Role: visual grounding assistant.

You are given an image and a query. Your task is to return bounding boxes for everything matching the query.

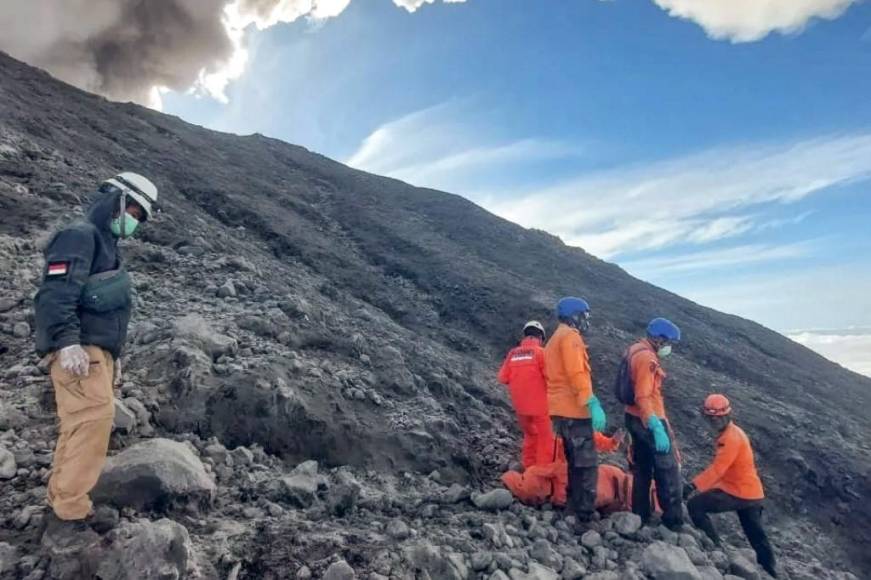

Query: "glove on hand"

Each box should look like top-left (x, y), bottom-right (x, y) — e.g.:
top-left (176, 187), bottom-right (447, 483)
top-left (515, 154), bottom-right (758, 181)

top-left (647, 415), bottom-right (671, 454)
top-left (59, 345), bottom-right (90, 377)
top-left (114, 358), bottom-right (122, 388)
top-left (588, 395), bottom-right (607, 433)
top-left (683, 482), bottom-right (697, 499)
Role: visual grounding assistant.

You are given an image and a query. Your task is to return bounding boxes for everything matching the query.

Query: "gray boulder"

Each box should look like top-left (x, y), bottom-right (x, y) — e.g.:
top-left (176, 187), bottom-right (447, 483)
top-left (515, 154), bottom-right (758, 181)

top-left (728, 551), bottom-right (760, 580)
top-left (561, 557), bottom-right (586, 579)
top-left (442, 483), bottom-right (471, 504)
top-left (530, 539), bottom-right (563, 571)
top-left (0, 446), bottom-right (16, 479)
top-left (509, 562), bottom-right (560, 580)
top-left (473, 488), bottom-right (514, 511)
top-left (386, 519), bottom-right (412, 540)
top-left (698, 567), bottom-right (725, 580)
top-left (95, 519), bottom-right (191, 580)
top-left (642, 541), bottom-right (702, 580)
top-left (611, 511), bottom-right (642, 535)
top-left (280, 460), bottom-right (322, 507)
top-left (0, 542), bottom-right (17, 575)
top-left (404, 542), bottom-right (468, 580)
top-left (581, 530), bottom-right (602, 549)
top-left (323, 559), bottom-right (356, 580)
top-left (172, 314), bottom-right (238, 360)
top-left (326, 470), bottom-right (361, 516)
top-left (93, 438), bottom-right (216, 511)
top-left (113, 399), bottom-right (137, 433)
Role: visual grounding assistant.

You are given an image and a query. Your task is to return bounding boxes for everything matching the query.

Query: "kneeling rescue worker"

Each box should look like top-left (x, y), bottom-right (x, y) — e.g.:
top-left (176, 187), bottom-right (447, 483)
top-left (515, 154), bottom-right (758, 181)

top-left (498, 321), bottom-right (554, 468)
top-left (545, 297), bottom-right (606, 528)
top-left (34, 172), bottom-right (158, 533)
top-left (619, 317), bottom-right (684, 529)
top-left (684, 395), bottom-right (778, 578)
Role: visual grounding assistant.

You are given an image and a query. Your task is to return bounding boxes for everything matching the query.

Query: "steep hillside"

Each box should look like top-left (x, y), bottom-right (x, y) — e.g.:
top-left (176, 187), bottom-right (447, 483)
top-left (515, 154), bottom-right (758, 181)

top-left (1, 50), bottom-right (869, 578)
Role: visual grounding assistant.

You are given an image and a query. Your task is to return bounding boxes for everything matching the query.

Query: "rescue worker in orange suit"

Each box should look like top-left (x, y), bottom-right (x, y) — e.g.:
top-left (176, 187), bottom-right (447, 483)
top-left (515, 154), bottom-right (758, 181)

top-left (498, 321), bottom-right (553, 469)
top-left (33, 173), bottom-right (158, 537)
top-left (502, 431), bottom-right (663, 514)
top-left (684, 395), bottom-right (778, 578)
top-left (545, 297), bottom-right (606, 527)
top-left (622, 317), bottom-right (684, 529)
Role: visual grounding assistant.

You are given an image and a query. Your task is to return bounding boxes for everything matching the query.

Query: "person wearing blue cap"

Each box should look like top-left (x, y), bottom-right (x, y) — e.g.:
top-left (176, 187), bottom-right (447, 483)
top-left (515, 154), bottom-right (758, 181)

top-left (615, 317), bottom-right (684, 529)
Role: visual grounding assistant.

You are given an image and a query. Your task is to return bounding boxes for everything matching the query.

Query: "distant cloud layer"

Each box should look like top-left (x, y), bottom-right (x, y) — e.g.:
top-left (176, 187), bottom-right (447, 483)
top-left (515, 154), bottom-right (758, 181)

top-left (0, 0), bottom-right (859, 108)
top-left (653, 0), bottom-right (858, 42)
top-left (788, 328), bottom-right (871, 377)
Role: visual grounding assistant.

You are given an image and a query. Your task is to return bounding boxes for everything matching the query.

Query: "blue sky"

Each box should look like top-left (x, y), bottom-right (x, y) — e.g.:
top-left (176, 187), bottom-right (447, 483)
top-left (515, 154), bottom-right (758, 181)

top-left (162, 0), bottom-right (871, 375)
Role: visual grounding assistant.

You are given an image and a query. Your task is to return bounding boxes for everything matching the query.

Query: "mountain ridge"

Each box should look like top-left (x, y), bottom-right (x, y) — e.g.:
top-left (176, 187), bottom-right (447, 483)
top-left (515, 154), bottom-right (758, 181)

top-left (0, 50), bottom-right (869, 576)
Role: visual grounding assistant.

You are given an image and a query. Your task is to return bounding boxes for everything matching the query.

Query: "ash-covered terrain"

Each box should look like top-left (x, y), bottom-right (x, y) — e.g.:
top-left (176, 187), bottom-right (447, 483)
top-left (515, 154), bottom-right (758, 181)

top-left (1, 50), bottom-right (869, 579)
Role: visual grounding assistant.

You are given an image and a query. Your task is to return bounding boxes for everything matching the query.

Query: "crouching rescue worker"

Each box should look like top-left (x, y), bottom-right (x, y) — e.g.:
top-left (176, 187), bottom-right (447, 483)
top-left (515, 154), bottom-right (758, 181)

top-left (497, 321), bottom-right (553, 468)
top-left (684, 395), bottom-right (778, 578)
top-left (618, 317), bottom-right (684, 529)
top-left (546, 297), bottom-right (607, 528)
top-left (34, 172), bottom-right (158, 534)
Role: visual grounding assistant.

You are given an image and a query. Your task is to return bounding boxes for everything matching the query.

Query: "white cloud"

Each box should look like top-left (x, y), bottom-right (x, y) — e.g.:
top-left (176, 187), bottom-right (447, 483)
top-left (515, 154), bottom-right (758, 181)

top-left (787, 328), bottom-right (871, 377)
top-left (653, 0), bottom-right (858, 42)
top-left (347, 102), bottom-right (583, 193)
top-left (487, 133), bottom-right (871, 257)
top-left (622, 240), bottom-right (813, 276)
top-left (672, 264), bottom-right (871, 332)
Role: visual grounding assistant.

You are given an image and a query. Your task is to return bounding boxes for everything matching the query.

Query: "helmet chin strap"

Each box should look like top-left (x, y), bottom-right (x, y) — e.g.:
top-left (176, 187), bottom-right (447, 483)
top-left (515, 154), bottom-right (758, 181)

top-left (119, 192), bottom-right (127, 238)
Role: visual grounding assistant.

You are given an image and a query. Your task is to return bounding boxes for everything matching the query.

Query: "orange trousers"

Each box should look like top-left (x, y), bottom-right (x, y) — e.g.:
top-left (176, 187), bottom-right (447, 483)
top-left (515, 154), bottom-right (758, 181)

top-left (516, 414), bottom-right (556, 469)
top-left (47, 346), bottom-right (115, 520)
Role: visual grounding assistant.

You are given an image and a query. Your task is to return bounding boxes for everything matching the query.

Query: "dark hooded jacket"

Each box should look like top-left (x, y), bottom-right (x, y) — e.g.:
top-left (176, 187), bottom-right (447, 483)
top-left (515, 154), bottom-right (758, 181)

top-left (34, 192), bottom-right (132, 359)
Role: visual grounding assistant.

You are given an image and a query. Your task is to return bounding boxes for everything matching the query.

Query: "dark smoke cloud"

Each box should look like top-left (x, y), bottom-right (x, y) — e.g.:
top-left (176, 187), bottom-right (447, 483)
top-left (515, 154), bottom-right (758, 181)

top-left (0, 0), bottom-right (465, 107)
top-left (0, 0), bottom-right (236, 107)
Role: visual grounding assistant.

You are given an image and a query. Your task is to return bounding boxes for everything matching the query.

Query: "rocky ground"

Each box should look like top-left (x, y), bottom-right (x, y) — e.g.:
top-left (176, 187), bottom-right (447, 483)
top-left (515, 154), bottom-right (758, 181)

top-left (1, 50), bottom-right (870, 579)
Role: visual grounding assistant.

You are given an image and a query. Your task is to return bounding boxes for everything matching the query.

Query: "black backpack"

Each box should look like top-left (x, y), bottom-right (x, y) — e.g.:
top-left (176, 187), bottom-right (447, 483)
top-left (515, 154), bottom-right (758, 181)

top-left (614, 346), bottom-right (651, 406)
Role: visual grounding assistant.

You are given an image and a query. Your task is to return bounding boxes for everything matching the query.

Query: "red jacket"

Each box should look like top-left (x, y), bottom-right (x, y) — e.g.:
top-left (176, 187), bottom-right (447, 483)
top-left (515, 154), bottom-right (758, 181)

top-left (498, 337), bottom-right (548, 416)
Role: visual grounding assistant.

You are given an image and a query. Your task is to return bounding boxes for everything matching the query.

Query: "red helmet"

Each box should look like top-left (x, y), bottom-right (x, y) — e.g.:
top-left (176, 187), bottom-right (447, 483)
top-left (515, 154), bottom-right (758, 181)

top-left (703, 394), bottom-right (732, 416)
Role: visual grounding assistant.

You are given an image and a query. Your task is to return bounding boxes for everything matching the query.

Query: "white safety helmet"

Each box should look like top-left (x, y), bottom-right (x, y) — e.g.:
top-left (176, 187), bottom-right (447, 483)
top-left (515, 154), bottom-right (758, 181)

top-left (100, 172), bottom-right (158, 221)
top-left (523, 320), bottom-right (546, 340)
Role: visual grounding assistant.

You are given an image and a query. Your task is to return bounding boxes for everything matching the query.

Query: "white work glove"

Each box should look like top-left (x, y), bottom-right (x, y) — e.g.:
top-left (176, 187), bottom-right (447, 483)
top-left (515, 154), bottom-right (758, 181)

top-left (59, 345), bottom-right (90, 377)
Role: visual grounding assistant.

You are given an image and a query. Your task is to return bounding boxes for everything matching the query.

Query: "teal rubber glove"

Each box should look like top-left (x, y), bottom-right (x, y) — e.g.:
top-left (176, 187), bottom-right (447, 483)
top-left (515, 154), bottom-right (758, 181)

top-left (648, 415), bottom-right (671, 454)
top-left (588, 395), bottom-right (607, 433)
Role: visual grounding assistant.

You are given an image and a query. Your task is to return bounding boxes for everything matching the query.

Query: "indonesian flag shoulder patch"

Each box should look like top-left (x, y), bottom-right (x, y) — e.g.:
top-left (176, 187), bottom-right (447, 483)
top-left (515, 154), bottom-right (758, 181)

top-left (47, 262), bottom-right (69, 277)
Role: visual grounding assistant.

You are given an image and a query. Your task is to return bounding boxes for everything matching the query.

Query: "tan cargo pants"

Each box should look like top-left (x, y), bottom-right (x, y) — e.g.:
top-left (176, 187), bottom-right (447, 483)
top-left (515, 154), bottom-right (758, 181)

top-left (47, 345), bottom-right (115, 520)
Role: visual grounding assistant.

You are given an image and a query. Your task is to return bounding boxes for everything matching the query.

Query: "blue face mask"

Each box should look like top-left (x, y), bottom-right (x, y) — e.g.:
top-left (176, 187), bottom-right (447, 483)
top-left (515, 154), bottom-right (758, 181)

top-left (658, 344), bottom-right (673, 358)
top-left (110, 212), bottom-right (140, 238)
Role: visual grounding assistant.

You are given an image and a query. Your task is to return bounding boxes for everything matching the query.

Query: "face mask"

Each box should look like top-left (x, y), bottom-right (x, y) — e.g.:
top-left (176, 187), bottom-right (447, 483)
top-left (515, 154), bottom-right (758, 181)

top-left (657, 344), bottom-right (672, 358)
top-left (110, 212), bottom-right (140, 238)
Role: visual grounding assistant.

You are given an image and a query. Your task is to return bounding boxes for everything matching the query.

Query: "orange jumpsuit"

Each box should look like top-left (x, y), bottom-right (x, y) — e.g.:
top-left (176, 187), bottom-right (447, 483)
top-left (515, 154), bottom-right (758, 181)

top-left (498, 337), bottom-right (554, 468)
top-left (501, 434), bottom-right (659, 513)
top-left (693, 422), bottom-right (764, 500)
top-left (544, 324), bottom-right (593, 418)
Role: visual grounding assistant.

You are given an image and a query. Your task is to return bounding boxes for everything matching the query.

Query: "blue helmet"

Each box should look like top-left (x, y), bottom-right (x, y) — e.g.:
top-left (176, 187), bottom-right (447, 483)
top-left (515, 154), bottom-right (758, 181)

top-left (557, 297), bottom-right (590, 326)
top-left (647, 318), bottom-right (681, 342)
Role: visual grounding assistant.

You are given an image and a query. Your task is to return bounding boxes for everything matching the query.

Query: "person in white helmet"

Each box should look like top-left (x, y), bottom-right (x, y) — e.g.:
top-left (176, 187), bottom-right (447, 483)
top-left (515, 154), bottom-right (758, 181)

top-left (498, 321), bottom-right (554, 468)
top-left (34, 172), bottom-right (158, 536)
